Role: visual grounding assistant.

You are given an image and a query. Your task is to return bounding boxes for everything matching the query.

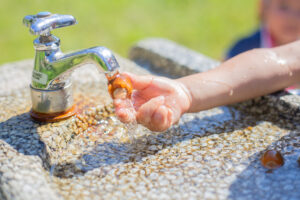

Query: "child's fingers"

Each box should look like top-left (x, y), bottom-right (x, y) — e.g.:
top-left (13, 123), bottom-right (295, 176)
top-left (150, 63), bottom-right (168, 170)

top-left (136, 96), bottom-right (165, 127)
top-left (149, 105), bottom-right (173, 132)
top-left (114, 99), bottom-right (136, 123)
top-left (122, 72), bottom-right (153, 91)
top-left (115, 108), bottom-right (136, 123)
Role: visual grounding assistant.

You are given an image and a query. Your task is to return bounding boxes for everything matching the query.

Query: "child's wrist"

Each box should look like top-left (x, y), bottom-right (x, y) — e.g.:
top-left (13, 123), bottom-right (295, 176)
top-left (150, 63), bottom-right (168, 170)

top-left (176, 79), bottom-right (193, 114)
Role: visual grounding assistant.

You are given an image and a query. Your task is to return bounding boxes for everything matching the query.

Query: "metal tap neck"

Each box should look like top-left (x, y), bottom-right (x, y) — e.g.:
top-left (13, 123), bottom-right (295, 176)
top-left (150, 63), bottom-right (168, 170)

top-left (34, 35), bottom-right (60, 51)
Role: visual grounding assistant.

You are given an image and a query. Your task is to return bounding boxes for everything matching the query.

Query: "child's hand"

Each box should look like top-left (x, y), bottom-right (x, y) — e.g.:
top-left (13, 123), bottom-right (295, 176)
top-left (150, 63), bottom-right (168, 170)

top-left (113, 73), bottom-right (191, 132)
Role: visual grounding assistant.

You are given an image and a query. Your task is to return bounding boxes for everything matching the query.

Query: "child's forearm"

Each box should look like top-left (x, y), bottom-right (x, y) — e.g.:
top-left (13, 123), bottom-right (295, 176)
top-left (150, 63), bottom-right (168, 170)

top-left (178, 41), bottom-right (300, 113)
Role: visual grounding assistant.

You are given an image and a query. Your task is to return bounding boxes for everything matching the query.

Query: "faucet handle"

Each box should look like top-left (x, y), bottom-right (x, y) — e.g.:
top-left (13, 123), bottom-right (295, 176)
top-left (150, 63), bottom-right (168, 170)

top-left (23, 12), bottom-right (77, 36)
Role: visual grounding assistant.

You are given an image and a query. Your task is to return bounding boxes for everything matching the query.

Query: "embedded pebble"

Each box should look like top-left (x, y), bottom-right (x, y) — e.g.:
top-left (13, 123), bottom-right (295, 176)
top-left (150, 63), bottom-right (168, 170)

top-left (261, 150), bottom-right (284, 169)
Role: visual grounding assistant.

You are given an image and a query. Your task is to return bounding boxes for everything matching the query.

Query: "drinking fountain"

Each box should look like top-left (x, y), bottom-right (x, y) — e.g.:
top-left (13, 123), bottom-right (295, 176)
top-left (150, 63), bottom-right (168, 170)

top-left (23, 11), bottom-right (120, 122)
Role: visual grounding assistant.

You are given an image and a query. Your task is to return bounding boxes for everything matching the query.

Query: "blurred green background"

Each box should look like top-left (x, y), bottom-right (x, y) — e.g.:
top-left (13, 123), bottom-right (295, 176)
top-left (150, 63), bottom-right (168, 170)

top-left (0, 0), bottom-right (257, 65)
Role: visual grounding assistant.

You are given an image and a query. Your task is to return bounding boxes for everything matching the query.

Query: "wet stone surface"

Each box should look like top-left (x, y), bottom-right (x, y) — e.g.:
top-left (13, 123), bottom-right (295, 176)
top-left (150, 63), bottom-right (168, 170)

top-left (0, 49), bottom-right (300, 200)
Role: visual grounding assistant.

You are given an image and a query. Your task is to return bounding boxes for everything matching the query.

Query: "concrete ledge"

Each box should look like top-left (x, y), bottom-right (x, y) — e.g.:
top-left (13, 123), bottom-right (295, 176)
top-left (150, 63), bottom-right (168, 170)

top-left (129, 38), bottom-right (219, 78)
top-left (0, 41), bottom-right (299, 199)
top-left (0, 141), bottom-right (61, 200)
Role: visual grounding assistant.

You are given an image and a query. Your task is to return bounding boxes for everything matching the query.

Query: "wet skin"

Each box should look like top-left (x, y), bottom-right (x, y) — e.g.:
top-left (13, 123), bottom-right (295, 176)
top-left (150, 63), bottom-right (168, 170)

top-left (114, 40), bottom-right (300, 132)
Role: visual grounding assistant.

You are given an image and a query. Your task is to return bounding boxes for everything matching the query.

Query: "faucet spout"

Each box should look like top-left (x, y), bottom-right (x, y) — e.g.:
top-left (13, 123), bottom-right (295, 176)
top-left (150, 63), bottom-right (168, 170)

top-left (32, 46), bottom-right (120, 89)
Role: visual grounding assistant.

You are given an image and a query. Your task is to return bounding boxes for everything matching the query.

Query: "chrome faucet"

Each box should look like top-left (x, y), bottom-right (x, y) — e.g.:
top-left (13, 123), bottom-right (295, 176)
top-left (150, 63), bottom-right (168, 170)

top-left (23, 12), bottom-right (120, 118)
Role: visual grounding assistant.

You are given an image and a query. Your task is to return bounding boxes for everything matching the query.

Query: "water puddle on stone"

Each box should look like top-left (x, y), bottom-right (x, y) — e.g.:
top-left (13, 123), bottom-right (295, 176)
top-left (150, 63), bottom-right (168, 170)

top-left (45, 89), bottom-right (240, 180)
top-left (45, 93), bottom-right (149, 179)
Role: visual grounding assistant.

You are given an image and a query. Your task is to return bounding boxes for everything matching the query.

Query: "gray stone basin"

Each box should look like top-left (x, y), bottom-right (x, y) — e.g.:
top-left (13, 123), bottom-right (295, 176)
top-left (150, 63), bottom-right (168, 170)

top-left (0, 38), bottom-right (299, 200)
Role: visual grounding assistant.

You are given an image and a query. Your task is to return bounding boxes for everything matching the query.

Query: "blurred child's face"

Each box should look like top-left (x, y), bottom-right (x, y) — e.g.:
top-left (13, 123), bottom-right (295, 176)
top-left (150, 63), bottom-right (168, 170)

top-left (263, 0), bottom-right (300, 45)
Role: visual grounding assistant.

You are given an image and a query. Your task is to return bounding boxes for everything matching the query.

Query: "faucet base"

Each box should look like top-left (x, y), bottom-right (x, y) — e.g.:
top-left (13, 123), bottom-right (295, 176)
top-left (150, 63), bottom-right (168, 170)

top-left (30, 104), bottom-right (77, 122)
top-left (30, 82), bottom-right (76, 122)
top-left (30, 82), bottom-right (73, 114)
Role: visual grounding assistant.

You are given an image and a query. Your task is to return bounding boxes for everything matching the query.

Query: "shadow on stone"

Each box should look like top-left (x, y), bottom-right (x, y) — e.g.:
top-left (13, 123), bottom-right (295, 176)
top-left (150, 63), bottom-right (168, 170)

top-left (228, 132), bottom-right (300, 200)
top-left (50, 106), bottom-right (271, 179)
top-left (0, 112), bottom-right (49, 161)
top-left (1, 106), bottom-right (298, 183)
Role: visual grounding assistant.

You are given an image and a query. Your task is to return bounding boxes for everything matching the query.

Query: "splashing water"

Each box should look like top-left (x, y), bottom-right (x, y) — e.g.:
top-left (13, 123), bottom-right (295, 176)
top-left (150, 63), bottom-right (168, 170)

top-left (124, 122), bottom-right (138, 145)
top-left (113, 88), bottom-right (128, 99)
top-left (118, 98), bottom-right (139, 144)
top-left (106, 70), bottom-right (139, 143)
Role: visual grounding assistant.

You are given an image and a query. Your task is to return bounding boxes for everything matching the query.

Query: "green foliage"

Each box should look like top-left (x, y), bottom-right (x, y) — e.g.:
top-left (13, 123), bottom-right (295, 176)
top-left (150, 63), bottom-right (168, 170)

top-left (0, 0), bottom-right (257, 64)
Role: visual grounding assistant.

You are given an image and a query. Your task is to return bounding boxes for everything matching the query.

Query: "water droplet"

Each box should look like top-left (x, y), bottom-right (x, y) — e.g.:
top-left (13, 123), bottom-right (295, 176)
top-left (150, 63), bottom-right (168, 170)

top-left (201, 79), bottom-right (234, 97)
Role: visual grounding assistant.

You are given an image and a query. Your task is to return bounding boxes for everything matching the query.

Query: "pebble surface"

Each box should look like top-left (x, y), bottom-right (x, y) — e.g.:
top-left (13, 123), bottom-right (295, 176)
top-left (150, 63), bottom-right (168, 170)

top-left (0, 48), bottom-right (299, 200)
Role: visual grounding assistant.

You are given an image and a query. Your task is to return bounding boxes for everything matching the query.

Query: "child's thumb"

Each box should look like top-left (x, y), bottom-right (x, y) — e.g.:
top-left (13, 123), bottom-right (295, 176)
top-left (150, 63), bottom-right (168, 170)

top-left (122, 72), bottom-right (153, 90)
